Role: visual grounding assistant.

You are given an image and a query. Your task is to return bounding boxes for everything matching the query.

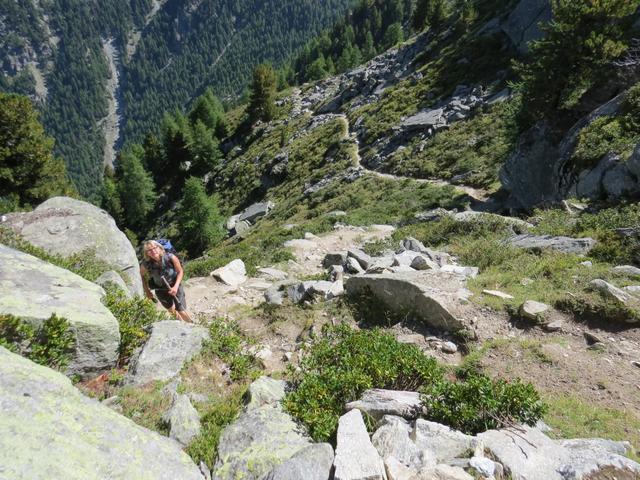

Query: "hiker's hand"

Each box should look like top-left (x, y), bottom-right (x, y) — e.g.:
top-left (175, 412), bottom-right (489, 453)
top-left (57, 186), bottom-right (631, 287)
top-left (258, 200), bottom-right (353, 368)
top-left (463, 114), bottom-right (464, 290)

top-left (168, 286), bottom-right (178, 296)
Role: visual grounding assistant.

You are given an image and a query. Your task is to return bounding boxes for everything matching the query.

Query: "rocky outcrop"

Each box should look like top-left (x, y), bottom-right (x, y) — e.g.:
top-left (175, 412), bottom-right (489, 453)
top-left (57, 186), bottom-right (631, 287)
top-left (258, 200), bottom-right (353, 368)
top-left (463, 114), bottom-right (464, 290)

top-left (508, 234), bottom-right (596, 255)
top-left (345, 270), bottom-right (475, 332)
top-left (501, 0), bottom-right (552, 53)
top-left (0, 347), bottom-right (203, 480)
top-left (3, 197), bottom-right (143, 296)
top-left (126, 320), bottom-right (209, 385)
top-left (212, 377), bottom-right (314, 480)
top-left (0, 245), bottom-right (119, 377)
top-left (226, 202), bottom-right (275, 236)
top-left (163, 394), bottom-right (201, 446)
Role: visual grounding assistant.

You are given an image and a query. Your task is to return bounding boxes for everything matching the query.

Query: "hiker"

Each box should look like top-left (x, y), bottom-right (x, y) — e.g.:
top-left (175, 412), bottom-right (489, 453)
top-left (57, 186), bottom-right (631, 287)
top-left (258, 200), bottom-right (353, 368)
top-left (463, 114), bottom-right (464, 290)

top-left (140, 240), bottom-right (192, 322)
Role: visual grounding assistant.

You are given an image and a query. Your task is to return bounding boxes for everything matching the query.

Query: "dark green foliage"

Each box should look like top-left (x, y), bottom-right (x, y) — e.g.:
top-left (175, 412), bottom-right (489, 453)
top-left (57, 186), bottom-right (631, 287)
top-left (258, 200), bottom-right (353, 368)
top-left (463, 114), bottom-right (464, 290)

top-left (421, 373), bottom-right (547, 434)
top-left (412, 0), bottom-right (449, 32)
top-left (116, 146), bottom-right (157, 231)
top-left (102, 287), bottom-right (167, 366)
top-left (101, 166), bottom-right (124, 225)
top-left (571, 82), bottom-right (640, 170)
top-left (284, 325), bottom-right (444, 442)
top-left (0, 313), bottom-right (75, 370)
top-left (247, 64), bottom-right (277, 124)
top-left (287, 0), bottom-right (415, 84)
top-left (0, 92), bottom-right (75, 209)
top-left (514, 0), bottom-right (637, 122)
top-left (186, 389), bottom-right (245, 467)
top-left (177, 177), bottom-right (225, 255)
top-left (204, 318), bottom-right (258, 381)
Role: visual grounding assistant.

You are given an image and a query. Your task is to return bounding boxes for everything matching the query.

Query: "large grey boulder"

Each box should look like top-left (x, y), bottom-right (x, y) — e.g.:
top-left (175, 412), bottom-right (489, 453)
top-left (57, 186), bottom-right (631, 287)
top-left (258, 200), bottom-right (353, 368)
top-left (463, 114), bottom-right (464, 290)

top-left (126, 320), bottom-right (209, 385)
top-left (4, 197), bottom-right (143, 296)
top-left (501, 0), bottom-right (552, 53)
top-left (412, 420), bottom-right (477, 463)
top-left (333, 409), bottom-right (387, 480)
top-left (0, 347), bottom-right (203, 480)
top-left (346, 389), bottom-right (422, 421)
top-left (372, 416), bottom-right (434, 470)
top-left (478, 426), bottom-right (640, 479)
top-left (263, 443), bottom-right (334, 480)
top-left (0, 245), bottom-right (119, 377)
top-left (238, 201), bottom-right (275, 224)
top-left (345, 271), bottom-right (475, 332)
top-left (163, 394), bottom-right (201, 446)
top-left (500, 122), bottom-right (561, 208)
top-left (508, 234), bottom-right (596, 255)
top-left (212, 377), bottom-right (312, 480)
top-left (95, 270), bottom-right (131, 298)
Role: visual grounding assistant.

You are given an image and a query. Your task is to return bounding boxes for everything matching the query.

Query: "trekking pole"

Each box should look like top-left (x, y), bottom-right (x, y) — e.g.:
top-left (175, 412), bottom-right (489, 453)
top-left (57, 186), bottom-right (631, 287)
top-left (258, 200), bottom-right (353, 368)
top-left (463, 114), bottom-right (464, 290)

top-left (161, 276), bottom-right (193, 323)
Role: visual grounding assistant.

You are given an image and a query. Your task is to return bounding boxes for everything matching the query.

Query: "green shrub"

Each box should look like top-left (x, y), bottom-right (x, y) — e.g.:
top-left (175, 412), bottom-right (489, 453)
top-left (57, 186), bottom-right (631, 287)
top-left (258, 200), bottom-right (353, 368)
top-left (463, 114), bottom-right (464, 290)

top-left (204, 318), bottom-right (258, 381)
top-left (283, 325), bottom-right (444, 442)
top-left (421, 373), bottom-right (547, 434)
top-left (186, 388), bottom-right (245, 467)
top-left (102, 287), bottom-right (167, 366)
top-left (0, 313), bottom-right (75, 370)
top-left (572, 116), bottom-right (639, 170)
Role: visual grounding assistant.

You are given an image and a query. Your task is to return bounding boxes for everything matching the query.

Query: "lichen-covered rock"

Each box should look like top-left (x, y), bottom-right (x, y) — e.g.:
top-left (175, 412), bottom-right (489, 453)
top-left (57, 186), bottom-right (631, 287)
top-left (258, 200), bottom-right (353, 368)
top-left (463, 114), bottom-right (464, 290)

top-left (4, 197), bottom-right (143, 296)
top-left (126, 320), bottom-right (209, 385)
top-left (346, 390), bottom-right (422, 421)
top-left (212, 377), bottom-right (311, 480)
top-left (263, 443), bottom-right (334, 480)
top-left (95, 270), bottom-right (131, 298)
top-left (0, 347), bottom-right (203, 480)
top-left (163, 394), bottom-right (201, 446)
top-left (0, 245), bottom-right (119, 377)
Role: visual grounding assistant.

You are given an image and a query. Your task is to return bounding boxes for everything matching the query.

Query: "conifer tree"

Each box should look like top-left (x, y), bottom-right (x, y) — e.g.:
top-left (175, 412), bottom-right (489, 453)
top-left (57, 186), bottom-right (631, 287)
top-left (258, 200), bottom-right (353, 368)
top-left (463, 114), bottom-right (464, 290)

top-left (177, 177), bottom-right (225, 255)
top-left (101, 166), bottom-right (123, 225)
top-left (247, 64), bottom-right (277, 123)
top-left (116, 146), bottom-right (156, 231)
top-left (0, 92), bottom-right (75, 209)
top-left (188, 121), bottom-right (222, 176)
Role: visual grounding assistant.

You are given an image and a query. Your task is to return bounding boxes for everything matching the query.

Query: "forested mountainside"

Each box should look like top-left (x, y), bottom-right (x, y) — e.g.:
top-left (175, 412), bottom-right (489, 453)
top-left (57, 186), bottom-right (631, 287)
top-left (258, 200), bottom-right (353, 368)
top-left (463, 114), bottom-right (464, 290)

top-left (0, 0), bottom-right (353, 197)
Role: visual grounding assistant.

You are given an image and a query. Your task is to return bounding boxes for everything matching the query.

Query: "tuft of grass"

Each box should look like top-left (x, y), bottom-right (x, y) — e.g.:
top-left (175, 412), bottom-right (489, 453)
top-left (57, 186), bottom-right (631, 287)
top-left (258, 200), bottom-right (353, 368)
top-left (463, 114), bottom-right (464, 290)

top-left (544, 394), bottom-right (640, 462)
top-left (117, 381), bottom-right (173, 435)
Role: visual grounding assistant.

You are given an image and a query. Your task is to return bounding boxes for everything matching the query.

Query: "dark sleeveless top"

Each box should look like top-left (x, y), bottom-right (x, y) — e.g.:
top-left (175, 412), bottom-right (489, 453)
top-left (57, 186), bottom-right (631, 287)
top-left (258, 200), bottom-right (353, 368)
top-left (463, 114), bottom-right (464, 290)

top-left (143, 253), bottom-right (178, 288)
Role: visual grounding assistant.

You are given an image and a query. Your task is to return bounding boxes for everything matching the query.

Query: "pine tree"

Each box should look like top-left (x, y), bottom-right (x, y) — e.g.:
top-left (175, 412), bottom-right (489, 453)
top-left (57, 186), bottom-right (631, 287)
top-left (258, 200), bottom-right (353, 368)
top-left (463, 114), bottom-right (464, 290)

top-left (188, 120), bottom-right (222, 176)
top-left (101, 166), bottom-right (124, 225)
top-left (117, 146), bottom-right (156, 231)
top-left (247, 63), bottom-right (277, 123)
top-left (177, 177), bottom-right (225, 255)
top-left (0, 92), bottom-right (75, 209)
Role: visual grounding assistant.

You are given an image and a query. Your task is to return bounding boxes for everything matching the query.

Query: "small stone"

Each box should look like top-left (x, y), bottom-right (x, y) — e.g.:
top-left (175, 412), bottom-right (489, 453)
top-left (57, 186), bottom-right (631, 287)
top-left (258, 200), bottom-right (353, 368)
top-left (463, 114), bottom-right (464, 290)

top-left (584, 332), bottom-right (603, 345)
top-left (543, 321), bottom-right (563, 332)
top-left (631, 361), bottom-right (640, 368)
top-left (469, 456), bottom-right (495, 477)
top-left (613, 265), bottom-right (640, 276)
top-left (519, 300), bottom-right (550, 323)
top-left (441, 341), bottom-right (458, 354)
top-left (482, 289), bottom-right (514, 300)
top-left (580, 261), bottom-right (593, 268)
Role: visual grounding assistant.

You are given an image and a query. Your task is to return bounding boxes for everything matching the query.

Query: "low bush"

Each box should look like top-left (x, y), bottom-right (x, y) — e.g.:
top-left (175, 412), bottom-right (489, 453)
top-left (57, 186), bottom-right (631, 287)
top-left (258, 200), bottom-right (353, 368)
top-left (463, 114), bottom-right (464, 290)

top-left (186, 388), bottom-right (245, 467)
top-left (284, 324), bottom-right (444, 442)
top-left (421, 372), bottom-right (547, 434)
top-left (284, 325), bottom-right (546, 442)
top-left (204, 317), bottom-right (259, 381)
top-left (0, 313), bottom-right (75, 370)
top-left (102, 287), bottom-right (167, 366)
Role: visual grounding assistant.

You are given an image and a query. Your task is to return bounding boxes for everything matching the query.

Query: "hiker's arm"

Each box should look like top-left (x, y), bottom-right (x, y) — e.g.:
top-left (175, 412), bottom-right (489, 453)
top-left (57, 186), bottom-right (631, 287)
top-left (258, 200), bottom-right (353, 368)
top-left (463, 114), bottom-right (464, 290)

top-left (168, 255), bottom-right (184, 296)
top-left (140, 265), bottom-right (154, 300)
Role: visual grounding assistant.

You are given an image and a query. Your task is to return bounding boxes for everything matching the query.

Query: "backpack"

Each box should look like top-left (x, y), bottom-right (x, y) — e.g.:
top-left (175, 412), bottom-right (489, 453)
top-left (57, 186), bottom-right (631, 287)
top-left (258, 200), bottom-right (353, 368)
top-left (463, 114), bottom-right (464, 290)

top-left (156, 239), bottom-right (178, 257)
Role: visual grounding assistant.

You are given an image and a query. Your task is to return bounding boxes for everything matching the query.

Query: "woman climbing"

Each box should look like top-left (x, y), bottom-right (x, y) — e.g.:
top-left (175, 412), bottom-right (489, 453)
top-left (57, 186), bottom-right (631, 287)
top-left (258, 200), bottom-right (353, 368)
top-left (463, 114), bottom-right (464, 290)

top-left (140, 240), bottom-right (193, 322)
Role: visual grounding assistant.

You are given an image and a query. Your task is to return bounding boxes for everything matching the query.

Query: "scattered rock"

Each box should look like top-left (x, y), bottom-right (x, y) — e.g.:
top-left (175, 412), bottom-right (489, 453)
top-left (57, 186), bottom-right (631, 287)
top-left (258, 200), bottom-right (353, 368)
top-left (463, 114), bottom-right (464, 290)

top-left (441, 341), bottom-right (458, 354)
top-left (372, 416), bottom-right (433, 470)
top-left (411, 255), bottom-right (438, 271)
top-left (469, 456), bottom-right (495, 478)
top-left (0, 347), bottom-right (203, 479)
top-left (163, 394), bottom-right (201, 446)
top-left (264, 287), bottom-right (285, 306)
top-left (440, 265), bottom-right (478, 279)
top-left (580, 261), bottom-right (593, 268)
top-left (583, 331), bottom-right (604, 345)
top-left (126, 321), bottom-right (209, 386)
top-left (482, 289), bottom-right (514, 300)
top-left (263, 443), bottom-right (334, 480)
top-left (345, 390), bottom-right (422, 421)
top-left (543, 321), bottom-right (564, 332)
top-left (412, 420), bottom-right (477, 463)
top-left (508, 234), bottom-right (596, 255)
top-left (333, 409), bottom-right (386, 480)
top-left (346, 256), bottom-right (365, 274)
top-left (258, 267), bottom-right (288, 281)
top-left (613, 265), bottom-right (640, 276)
top-left (211, 259), bottom-right (247, 286)
top-left (238, 201), bottom-right (275, 224)
top-left (323, 252), bottom-right (348, 268)
top-left (0, 245), bottom-right (120, 378)
top-left (347, 248), bottom-right (373, 270)
top-left (519, 300), bottom-right (551, 323)
top-left (416, 464), bottom-right (473, 480)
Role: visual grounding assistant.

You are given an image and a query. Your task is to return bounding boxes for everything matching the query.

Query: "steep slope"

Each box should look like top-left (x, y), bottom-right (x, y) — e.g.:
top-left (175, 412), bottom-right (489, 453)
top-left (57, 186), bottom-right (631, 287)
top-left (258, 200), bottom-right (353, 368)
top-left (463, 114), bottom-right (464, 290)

top-left (0, 0), bottom-right (353, 197)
